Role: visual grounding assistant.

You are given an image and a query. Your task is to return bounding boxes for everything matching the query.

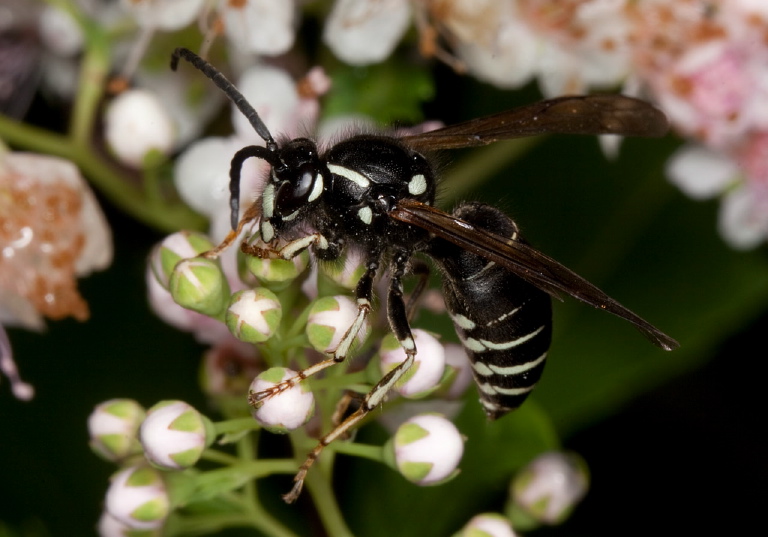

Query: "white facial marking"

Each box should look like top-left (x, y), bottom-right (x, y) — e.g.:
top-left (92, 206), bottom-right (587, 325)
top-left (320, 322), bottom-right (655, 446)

top-left (261, 220), bottom-right (275, 242)
top-left (262, 183), bottom-right (275, 219)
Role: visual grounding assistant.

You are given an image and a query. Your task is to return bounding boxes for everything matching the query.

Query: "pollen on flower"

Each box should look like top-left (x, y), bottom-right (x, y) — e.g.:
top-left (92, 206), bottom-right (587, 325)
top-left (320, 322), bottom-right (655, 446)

top-left (0, 158), bottom-right (103, 322)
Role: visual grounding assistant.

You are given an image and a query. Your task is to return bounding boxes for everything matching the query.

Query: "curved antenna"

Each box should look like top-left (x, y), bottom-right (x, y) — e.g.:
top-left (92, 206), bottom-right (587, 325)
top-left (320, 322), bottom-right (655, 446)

top-left (171, 47), bottom-right (277, 149)
top-left (171, 47), bottom-right (280, 230)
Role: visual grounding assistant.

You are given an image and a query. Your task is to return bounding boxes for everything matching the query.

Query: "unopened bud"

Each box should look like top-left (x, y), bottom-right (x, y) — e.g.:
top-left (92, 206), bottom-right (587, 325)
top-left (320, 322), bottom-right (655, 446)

top-left (249, 368), bottom-right (315, 433)
top-left (379, 330), bottom-right (445, 398)
top-left (457, 513), bottom-right (518, 537)
top-left (139, 400), bottom-right (214, 470)
top-left (88, 399), bottom-right (146, 462)
top-left (168, 257), bottom-right (229, 316)
top-left (104, 465), bottom-right (169, 530)
top-left (306, 295), bottom-right (368, 354)
top-left (225, 288), bottom-right (282, 343)
top-left (149, 231), bottom-right (214, 289)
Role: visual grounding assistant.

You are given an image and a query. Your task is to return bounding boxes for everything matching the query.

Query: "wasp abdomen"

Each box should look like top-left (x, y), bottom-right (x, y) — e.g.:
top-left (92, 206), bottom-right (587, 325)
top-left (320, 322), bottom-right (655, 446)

top-left (429, 202), bottom-right (553, 420)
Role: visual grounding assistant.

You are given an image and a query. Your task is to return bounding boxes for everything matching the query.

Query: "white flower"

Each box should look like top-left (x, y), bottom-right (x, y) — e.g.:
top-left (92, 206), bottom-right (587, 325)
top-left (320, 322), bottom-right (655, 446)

top-left (104, 465), bottom-right (170, 530)
top-left (140, 400), bottom-right (212, 470)
top-left (220, 0), bottom-right (297, 56)
top-left (390, 413), bottom-right (464, 485)
top-left (105, 89), bottom-right (176, 168)
top-left (0, 152), bottom-right (111, 330)
top-left (379, 329), bottom-right (445, 398)
top-left (88, 399), bottom-right (146, 462)
top-left (323, 0), bottom-right (412, 65)
top-left (459, 513), bottom-right (518, 537)
top-left (119, 0), bottom-right (205, 31)
top-left (249, 367), bottom-right (315, 433)
top-left (510, 451), bottom-right (589, 525)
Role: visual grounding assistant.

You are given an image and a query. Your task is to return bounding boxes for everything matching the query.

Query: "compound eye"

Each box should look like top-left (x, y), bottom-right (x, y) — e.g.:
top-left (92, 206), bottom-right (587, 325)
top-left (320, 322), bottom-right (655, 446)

top-left (275, 164), bottom-right (317, 215)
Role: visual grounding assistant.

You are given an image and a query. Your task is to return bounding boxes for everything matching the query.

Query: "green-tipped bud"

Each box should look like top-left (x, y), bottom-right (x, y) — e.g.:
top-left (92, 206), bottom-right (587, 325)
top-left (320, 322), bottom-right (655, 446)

top-left (104, 465), bottom-right (169, 530)
top-left (456, 513), bottom-right (518, 537)
top-left (149, 231), bottom-right (215, 289)
top-left (318, 250), bottom-right (366, 290)
top-left (306, 295), bottom-right (368, 354)
top-left (88, 399), bottom-right (146, 463)
top-left (98, 510), bottom-right (163, 536)
top-left (168, 257), bottom-right (229, 316)
top-left (245, 250), bottom-right (309, 288)
top-left (139, 400), bottom-right (215, 470)
top-left (379, 330), bottom-right (445, 398)
top-left (386, 413), bottom-right (464, 486)
top-left (225, 288), bottom-right (282, 343)
top-left (249, 368), bottom-right (315, 433)
top-left (507, 451), bottom-right (589, 529)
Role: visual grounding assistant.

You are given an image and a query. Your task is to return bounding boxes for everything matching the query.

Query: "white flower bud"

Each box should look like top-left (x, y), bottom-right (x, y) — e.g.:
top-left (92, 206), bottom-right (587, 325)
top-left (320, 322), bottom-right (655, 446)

top-left (379, 330), bottom-right (445, 398)
top-left (225, 288), bottom-right (282, 343)
top-left (88, 399), bottom-right (146, 462)
top-left (105, 89), bottom-right (175, 168)
top-left (249, 368), bottom-right (314, 433)
top-left (388, 413), bottom-right (464, 486)
top-left (459, 513), bottom-right (518, 537)
top-left (120, 0), bottom-right (205, 31)
top-left (98, 510), bottom-right (162, 537)
top-left (148, 231), bottom-right (214, 289)
top-left (509, 451), bottom-right (589, 527)
top-left (168, 257), bottom-right (229, 316)
top-left (306, 295), bottom-right (369, 354)
top-left (139, 400), bottom-right (213, 470)
top-left (440, 343), bottom-right (474, 399)
top-left (39, 5), bottom-right (84, 57)
top-left (104, 465), bottom-right (169, 530)
top-left (245, 250), bottom-right (309, 287)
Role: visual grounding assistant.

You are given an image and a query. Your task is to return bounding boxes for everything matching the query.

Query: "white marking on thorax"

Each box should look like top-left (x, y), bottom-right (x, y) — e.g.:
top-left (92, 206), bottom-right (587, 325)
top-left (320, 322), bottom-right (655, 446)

top-left (357, 206), bottom-right (373, 225)
top-left (408, 174), bottom-right (427, 195)
top-left (328, 164), bottom-right (370, 188)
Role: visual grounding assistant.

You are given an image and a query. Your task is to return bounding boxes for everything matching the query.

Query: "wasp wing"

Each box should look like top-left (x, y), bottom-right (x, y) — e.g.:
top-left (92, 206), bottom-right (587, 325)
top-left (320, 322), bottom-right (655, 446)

top-left (391, 199), bottom-right (678, 351)
top-left (401, 94), bottom-right (669, 152)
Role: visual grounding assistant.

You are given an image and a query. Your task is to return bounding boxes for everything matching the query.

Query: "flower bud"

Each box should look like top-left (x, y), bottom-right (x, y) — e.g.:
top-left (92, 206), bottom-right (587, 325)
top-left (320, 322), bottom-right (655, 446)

top-left (105, 89), bottom-right (175, 168)
top-left (387, 413), bottom-right (464, 486)
top-left (88, 399), bottom-right (146, 463)
top-left (98, 511), bottom-right (162, 537)
top-left (458, 513), bottom-right (518, 537)
top-left (306, 295), bottom-right (368, 354)
top-left (104, 465), bottom-right (169, 530)
top-left (149, 231), bottom-right (215, 289)
top-left (245, 250), bottom-right (309, 288)
top-left (168, 257), bottom-right (229, 316)
top-left (438, 343), bottom-right (474, 399)
top-left (249, 368), bottom-right (314, 433)
top-left (139, 400), bottom-right (214, 470)
top-left (507, 451), bottom-right (589, 528)
top-left (379, 330), bottom-right (445, 398)
top-left (225, 288), bottom-right (282, 343)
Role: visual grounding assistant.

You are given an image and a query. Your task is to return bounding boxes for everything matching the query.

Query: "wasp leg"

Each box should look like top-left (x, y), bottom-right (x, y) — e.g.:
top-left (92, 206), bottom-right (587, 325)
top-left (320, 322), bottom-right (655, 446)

top-left (281, 250), bottom-right (420, 503)
top-left (249, 249), bottom-right (378, 405)
top-left (405, 259), bottom-right (430, 322)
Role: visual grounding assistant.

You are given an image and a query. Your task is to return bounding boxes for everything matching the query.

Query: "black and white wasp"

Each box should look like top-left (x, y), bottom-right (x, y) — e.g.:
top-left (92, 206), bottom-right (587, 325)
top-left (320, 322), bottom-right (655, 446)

top-left (171, 48), bottom-right (678, 503)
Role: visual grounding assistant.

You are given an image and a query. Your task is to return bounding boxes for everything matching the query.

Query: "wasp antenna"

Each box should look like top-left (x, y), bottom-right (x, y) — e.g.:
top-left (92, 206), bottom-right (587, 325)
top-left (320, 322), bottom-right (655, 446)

top-left (170, 47), bottom-right (277, 148)
top-left (228, 145), bottom-right (276, 230)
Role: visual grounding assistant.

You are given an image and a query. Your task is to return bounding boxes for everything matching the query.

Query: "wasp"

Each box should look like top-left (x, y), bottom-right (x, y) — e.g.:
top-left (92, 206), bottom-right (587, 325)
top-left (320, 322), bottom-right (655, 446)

top-left (171, 48), bottom-right (678, 503)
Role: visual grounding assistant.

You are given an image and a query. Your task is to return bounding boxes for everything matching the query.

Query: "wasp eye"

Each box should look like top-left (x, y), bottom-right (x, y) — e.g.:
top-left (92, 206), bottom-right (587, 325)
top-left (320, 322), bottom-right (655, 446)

top-left (275, 164), bottom-right (317, 215)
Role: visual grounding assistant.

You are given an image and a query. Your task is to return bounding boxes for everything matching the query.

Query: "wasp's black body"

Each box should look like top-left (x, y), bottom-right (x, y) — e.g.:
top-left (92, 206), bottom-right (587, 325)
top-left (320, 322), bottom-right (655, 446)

top-left (171, 47), bottom-right (678, 502)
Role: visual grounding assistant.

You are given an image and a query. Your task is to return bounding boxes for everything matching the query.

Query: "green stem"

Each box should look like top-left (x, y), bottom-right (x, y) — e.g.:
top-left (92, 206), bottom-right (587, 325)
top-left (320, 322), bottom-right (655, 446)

top-left (0, 114), bottom-right (206, 232)
top-left (214, 417), bottom-right (260, 435)
top-left (329, 441), bottom-right (385, 463)
top-left (304, 464), bottom-right (355, 537)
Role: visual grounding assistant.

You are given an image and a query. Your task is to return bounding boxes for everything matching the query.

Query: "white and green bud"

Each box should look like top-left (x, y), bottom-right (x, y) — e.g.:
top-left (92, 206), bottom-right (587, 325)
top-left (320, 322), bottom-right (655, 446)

top-left (88, 399), bottom-right (146, 463)
top-left (249, 367), bottom-right (315, 433)
top-left (379, 330), bottom-right (445, 398)
top-left (507, 451), bottom-right (589, 528)
top-left (438, 343), bottom-right (473, 400)
top-left (318, 250), bottom-right (366, 290)
top-left (225, 288), bottom-right (282, 343)
top-left (149, 231), bottom-right (215, 289)
top-left (387, 413), bottom-right (464, 486)
top-left (104, 465), bottom-right (170, 530)
top-left (139, 400), bottom-right (214, 470)
top-left (168, 257), bottom-right (229, 316)
top-left (98, 510), bottom-right (162, 537)
top-left (306, 295), bottom-right (369, 354)
top-left (456, 513), bottom-right (518, 537)
top-left (245, 250), bottom-right (309, 287)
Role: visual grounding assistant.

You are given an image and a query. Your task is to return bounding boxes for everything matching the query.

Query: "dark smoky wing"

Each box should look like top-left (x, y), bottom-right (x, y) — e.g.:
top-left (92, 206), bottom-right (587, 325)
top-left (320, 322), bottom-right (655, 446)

top-left (401, 95), bottom-right (670, 151)
top-left (390, 199), bottom-right (679, 351)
